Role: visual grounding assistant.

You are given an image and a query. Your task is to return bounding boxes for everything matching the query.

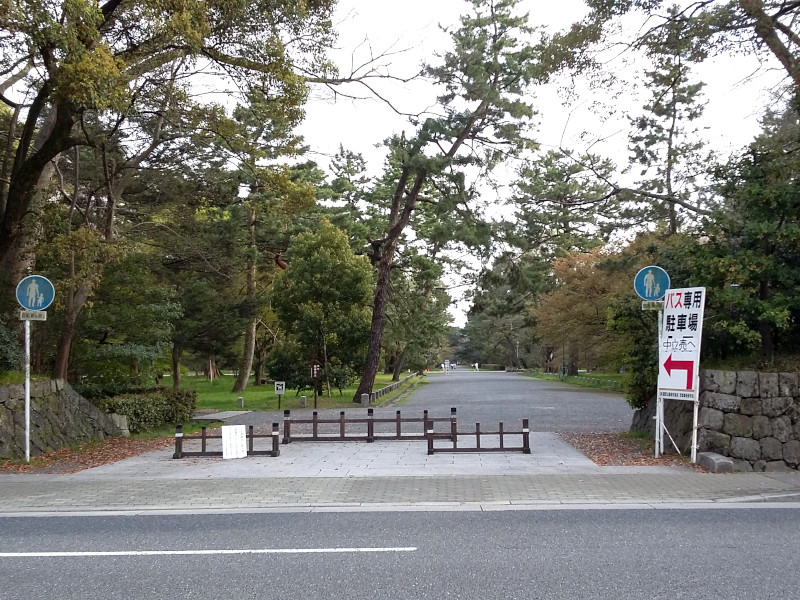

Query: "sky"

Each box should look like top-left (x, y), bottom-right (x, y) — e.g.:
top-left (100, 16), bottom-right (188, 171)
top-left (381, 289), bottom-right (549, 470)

top-left (298, 0), bottom-right (786, 326)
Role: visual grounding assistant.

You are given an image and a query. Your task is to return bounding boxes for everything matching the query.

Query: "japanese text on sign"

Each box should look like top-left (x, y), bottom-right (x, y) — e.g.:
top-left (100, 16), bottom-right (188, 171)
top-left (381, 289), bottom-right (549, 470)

top-left (658, 287), bottom-right (706, 399)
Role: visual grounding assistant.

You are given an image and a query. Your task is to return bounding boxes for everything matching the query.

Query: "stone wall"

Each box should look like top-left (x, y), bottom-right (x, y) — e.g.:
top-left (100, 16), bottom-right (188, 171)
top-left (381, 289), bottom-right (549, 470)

top-left (0, 380), bottom-right (122, 460)
top-left (632, 370), bottom-right (800, 472)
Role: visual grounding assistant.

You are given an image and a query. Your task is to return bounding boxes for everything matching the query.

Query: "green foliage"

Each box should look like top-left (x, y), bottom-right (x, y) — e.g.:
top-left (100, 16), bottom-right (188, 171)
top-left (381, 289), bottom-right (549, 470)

top-left (271, 220), bottom-right (372, 370)
top-left (95, 389), bottom-right (197, 434)
top-left (607, 293), bottom-right (660, 409)
top-left (263, 337), bottom-right (313, 393)
top-left (0, 323), bottom-right (22, 373)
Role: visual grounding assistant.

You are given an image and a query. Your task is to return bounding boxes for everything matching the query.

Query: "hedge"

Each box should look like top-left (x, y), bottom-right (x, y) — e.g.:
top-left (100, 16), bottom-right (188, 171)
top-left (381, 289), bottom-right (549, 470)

top-left (96, 389), bottom-right (196, 434)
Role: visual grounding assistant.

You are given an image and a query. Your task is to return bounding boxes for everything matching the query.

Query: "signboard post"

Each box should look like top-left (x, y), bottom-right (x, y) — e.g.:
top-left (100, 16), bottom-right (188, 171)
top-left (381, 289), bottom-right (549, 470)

top-left (275, 381), bottom-right (286, 410)
top-left (15, 275), bottom-right (55, 462)
top-left (656, 287), bottom-right (706, 463)
top-left (310, 360), bottom-right (321, 409)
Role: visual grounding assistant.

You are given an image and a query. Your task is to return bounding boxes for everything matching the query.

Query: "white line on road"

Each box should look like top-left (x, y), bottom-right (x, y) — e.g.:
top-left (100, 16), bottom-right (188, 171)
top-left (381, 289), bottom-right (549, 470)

top-left (0, 547), bottom-right (417, 558)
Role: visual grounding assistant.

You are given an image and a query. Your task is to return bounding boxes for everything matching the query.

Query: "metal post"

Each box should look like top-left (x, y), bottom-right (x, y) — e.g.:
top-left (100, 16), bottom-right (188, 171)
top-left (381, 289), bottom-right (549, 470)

top-left (427, 423), bottom-right (434, 455)
top-left (691, 397), bottom-right (699, 464)
top-left (271, 422), bottom-right (280, 457)
top-left (201, 426), bottom-right (207, 454)
top-left (423, 410), bottom-right (428, 437)
top-left (367, 408), bottom-right (374, 443)
top-left (396, 410), bottom-right (401, 438)
top-left (313, 411), bottom-right (319, 439)
top-left (499, 422), bottom-right (504, 449)
top-left (475, 423), bottom-right (481, 449)
top-left (656, 309), bottom-right (664, 458)
top-left (283, 410), bottom-right (291, 444)
top-left (248, 425), bottom-right (254, 455)
top-left (450, 407), bottom-right (457, 447)
top-left (24, 319), bottom-right (30, 462)
top-left (172, 424), bottom-right (183, 459)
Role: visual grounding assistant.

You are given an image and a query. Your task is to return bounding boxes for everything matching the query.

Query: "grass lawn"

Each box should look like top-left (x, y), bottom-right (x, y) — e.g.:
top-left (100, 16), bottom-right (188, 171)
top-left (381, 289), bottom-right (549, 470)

top-left (182, 372), bottom-right (421, 412)
top-left (526, 371), bottom-right (626, 392)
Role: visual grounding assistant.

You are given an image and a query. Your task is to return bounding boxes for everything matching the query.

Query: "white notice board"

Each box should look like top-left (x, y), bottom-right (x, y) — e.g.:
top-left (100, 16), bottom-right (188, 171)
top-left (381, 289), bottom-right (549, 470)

top-left (658, 287), bottom-right (706, 401)
top-left (222, 425), bottom-right (247, 459)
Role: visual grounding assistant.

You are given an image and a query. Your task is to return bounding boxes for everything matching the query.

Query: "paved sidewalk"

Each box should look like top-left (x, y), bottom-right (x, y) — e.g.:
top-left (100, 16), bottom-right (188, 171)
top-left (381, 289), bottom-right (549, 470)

top-left (2, 433), bottom-right (800, 513)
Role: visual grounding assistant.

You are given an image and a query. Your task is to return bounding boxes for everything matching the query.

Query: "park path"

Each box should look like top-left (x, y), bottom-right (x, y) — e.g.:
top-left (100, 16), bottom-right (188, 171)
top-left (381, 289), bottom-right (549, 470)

top-left (405, 368), bottom-right (633, 433)
top-left (227, 369), bottom-right (634, 434)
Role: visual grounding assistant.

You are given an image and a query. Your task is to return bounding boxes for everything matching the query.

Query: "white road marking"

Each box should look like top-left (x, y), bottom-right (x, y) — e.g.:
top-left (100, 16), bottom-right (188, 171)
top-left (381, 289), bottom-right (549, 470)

top-left (0, 547), bottom-right (417, 558)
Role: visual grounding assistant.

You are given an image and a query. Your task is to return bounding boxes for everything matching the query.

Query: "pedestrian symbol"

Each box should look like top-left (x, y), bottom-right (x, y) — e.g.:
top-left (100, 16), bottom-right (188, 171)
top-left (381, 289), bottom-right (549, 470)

top-left (633, 266), bottom-right (670, 301)
top-left (16, 275), bottom-right (55, 311)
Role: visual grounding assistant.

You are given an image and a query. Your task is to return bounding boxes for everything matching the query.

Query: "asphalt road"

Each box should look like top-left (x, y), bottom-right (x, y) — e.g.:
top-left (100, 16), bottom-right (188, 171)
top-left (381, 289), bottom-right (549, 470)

top-left (1, 508), bottom-right (796, 599)
top-left (230, 370), bottom-right (635, 434)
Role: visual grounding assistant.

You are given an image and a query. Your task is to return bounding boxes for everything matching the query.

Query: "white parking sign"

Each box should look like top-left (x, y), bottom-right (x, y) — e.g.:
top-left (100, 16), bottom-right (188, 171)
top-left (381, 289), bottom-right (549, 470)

top-left (658, 287), bottom-right (706, 400)
top-left (274, 381), bottom-right (286, 395)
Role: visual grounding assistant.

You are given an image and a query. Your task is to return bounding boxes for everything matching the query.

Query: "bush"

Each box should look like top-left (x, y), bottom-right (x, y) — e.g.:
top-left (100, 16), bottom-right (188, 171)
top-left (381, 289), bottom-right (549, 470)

top-left (481, 364), bottom-right (506, 371)
top-left (75, 382), bottom-right (160, 400)
top-left (0, 323), bottom-right (22, 373)
top-left (96, 388), bottom-right (196, 433)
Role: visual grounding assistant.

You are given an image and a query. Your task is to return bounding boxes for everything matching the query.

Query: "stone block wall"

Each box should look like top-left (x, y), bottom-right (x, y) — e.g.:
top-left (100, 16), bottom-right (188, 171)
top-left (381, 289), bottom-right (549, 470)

top-left (0, 380), bottom-right (122, 460)
top-left (632, 370), bottom-right (800, 472)
top-left (698, 370), bottom-right (800, 472)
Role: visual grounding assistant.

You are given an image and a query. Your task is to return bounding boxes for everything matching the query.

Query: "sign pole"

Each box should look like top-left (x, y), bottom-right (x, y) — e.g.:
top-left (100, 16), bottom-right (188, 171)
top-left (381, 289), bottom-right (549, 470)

top-left (15, 275), bottom-right (56, 463)
top-left (655, 310), bottom-right (662, 458)
top-left (24, 319), bottom-right (30, 462)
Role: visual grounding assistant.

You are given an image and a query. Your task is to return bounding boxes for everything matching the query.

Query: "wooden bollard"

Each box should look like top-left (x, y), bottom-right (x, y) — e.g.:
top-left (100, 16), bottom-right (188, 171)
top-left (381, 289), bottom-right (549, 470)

top-left (271, 422), bottom-right (280, 457)
top-left (450, 407), bottom-right (458, 447)
top-left (339, 411), bottom-right (346, 438)
top-left (522, 418), bottom-right (531, 454)
top-left (248, 425), bottom-right (254, 454)
top-left (396, 410), bottom-right (402, 438)
top-left (427, 423), bottom-right (434, 455)
top-left (283, 410), bottom-right (291, 444)
top-left (312, 411), bottom-right (319, 439)
top-left (367, 408), bottom-right (374, 443)
top-left (173, 424), bottom-right (183, 459)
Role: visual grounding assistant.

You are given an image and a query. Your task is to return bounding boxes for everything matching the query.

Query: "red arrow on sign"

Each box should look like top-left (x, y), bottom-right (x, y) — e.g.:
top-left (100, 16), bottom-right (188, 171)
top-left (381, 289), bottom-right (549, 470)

top-left (663, 354), bottom-right (694, 390)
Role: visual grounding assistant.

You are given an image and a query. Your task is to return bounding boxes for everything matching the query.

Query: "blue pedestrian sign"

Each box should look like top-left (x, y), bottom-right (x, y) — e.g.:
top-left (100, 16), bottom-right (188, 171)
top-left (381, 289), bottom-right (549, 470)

top-left (634, 266), bottom-right (670, 301)
top-left (16, 275), bottom-right (55, 311)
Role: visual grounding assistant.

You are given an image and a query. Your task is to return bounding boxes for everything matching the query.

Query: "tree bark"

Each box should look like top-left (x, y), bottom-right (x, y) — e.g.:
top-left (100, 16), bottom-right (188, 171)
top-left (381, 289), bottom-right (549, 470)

top-left (354, 169), bottom-right (426, 400)
top-left (391, 351), bottom-right (406, 381)
top-left (232, 205), bottom-right (258, 393)
top-left (52, 280), bottom-right (90, 380)
top-left (171, 345), bottom-right (182, 392)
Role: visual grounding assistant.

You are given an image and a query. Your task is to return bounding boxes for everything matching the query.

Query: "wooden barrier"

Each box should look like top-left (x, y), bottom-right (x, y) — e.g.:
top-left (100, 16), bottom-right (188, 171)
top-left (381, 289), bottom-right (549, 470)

top-left (426, 419), bottom-right (531, 455)
top-left (282, 408), bottom-right (457, 444)
top-left (173, 423), bottom-right (280, 459)
top-left (366, 372), bottom-right (419, 404)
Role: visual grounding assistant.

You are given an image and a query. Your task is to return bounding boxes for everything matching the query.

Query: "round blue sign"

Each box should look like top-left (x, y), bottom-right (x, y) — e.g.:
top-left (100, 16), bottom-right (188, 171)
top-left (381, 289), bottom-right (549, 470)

top-left (634, 266), bottom-right (670, 301)
top-left (16, 275), bottom-right (55, 311)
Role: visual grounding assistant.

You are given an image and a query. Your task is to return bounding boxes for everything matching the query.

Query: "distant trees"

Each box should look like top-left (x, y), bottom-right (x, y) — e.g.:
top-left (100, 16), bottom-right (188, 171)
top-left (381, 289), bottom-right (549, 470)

top-left (271, 220), bottom-right (373, 396)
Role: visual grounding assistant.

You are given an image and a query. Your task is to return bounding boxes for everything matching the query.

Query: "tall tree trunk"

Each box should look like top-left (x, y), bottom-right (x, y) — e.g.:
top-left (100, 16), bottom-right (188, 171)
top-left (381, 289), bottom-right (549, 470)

top-left (0, 97), bottom-right (75, 282)
top-left (392, 351), bottom-right (406, 381)
top-left (232, 206), bottom-right (258, 393)
top-left (354, 161), bottom-right (429, 400)
top-left (52, 280), bottom-right (89, 380)
top-left (171, 345), bottom-right (182, 392)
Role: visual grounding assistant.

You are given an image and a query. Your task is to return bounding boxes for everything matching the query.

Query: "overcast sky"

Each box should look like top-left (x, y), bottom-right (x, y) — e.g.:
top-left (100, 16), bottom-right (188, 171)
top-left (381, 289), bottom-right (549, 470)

top-left (300, 0), bottom-right (783, 174)
top-left (298, 0), bottom-right (786, 326)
